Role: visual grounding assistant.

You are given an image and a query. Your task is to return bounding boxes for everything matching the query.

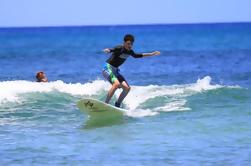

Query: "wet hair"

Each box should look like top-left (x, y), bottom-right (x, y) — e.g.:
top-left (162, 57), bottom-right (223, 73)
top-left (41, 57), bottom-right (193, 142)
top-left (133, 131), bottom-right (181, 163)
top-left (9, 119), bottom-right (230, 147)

top-left (124, 34), bottom-right (135, 43)
top-left (36, 71), bottom-right (44, 80)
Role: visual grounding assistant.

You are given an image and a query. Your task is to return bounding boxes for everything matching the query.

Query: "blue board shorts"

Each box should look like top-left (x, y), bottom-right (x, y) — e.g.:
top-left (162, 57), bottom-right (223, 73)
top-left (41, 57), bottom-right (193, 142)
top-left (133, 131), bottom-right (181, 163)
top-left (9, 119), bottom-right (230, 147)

top-left (102, 63), bottom-right (126, 84)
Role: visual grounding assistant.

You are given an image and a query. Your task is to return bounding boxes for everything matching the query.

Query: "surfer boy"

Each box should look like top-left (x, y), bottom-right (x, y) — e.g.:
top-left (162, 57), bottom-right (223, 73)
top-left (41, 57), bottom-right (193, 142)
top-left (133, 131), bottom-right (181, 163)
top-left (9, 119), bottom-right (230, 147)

top-left (102, 34), bottom-right (160, 107)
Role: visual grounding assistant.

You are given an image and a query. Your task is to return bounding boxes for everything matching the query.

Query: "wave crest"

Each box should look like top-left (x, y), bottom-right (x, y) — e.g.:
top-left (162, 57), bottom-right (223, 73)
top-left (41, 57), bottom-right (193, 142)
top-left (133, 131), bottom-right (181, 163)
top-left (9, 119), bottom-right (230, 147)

top-left (0, 76), bottom-right (239, 117)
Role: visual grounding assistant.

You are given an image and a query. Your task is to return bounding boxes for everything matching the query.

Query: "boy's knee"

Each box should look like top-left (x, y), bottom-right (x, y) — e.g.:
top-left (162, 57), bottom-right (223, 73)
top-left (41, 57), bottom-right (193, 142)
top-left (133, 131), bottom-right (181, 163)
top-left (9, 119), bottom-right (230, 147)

top-left (113, 81), bottom-right (120, 88)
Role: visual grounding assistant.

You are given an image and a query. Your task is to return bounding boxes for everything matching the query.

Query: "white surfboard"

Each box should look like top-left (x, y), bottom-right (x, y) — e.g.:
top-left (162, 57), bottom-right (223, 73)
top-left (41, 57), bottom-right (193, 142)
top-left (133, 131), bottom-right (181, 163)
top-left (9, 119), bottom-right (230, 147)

top-left (77, 98), bottom-right (125, 127)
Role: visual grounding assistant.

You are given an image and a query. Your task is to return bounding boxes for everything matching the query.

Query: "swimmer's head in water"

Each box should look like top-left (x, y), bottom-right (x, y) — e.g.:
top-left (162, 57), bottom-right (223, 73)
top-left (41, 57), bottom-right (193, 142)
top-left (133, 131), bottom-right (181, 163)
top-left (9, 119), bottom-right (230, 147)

top-left (36, 71), bottom-right (48, 82)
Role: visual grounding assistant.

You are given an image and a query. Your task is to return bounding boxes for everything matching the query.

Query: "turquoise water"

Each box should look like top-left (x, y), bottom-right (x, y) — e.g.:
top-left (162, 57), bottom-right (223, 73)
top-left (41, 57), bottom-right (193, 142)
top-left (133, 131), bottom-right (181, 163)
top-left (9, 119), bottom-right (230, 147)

top-left (0, 23), bottom-right (251, 165)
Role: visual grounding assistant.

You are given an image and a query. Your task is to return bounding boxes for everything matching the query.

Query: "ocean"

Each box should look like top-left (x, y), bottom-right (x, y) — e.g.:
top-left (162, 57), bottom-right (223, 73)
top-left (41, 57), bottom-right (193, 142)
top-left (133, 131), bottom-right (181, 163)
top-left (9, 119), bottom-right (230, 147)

top-left (0, 23), bottom-right (251, 165)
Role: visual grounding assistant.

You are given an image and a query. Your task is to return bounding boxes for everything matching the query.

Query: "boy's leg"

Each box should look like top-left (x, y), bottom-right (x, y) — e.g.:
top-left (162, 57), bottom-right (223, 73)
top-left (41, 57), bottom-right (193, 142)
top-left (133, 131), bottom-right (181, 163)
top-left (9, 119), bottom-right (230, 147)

top-left (105, 79), bottom-right (120, 104)
top-left (102, 64), bottom-right (120, 104)
top-left (116, 81), bottom-right (130, 105)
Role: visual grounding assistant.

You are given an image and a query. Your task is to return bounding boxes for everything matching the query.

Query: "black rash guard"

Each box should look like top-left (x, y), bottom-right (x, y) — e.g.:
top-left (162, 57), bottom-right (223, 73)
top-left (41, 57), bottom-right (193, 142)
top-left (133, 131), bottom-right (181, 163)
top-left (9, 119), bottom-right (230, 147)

top-left (106, 45), bottom-right (143, 68)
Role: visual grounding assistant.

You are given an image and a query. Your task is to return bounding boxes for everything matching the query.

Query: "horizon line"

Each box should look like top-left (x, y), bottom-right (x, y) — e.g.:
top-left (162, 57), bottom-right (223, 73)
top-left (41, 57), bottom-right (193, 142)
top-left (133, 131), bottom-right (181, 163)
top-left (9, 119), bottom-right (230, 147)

top-left (0, 21), bottom-right (250, 29)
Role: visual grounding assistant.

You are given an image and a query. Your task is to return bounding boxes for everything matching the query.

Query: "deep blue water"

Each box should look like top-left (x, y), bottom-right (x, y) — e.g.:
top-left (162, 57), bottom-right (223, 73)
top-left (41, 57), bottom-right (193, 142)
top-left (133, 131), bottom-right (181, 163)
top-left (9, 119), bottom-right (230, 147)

top-left (0, 23), bottom-right (251, 165)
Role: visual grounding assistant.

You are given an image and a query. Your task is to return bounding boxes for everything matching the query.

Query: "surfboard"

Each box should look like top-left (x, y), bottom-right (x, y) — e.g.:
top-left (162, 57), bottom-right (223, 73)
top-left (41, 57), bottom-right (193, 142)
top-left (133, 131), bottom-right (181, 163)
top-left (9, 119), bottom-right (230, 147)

top-left (77, 98), bottom-right (124, 128)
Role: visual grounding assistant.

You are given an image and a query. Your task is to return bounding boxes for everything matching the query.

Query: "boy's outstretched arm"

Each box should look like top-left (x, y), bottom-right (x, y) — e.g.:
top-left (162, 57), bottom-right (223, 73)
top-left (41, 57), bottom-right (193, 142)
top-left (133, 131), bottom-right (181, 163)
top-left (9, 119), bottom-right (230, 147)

top-left (142, 51), bottom-right (161, 57)
top-left (131, 51), bottom-right (160, 58)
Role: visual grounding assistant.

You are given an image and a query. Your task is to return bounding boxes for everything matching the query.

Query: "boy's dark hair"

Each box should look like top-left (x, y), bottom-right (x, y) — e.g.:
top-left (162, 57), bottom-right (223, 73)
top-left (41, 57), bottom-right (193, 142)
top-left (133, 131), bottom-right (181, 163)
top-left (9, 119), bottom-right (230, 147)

top-left (124, 34), bottom-right (135, 43)
top-left (36, 71), bottom-right (44, 80)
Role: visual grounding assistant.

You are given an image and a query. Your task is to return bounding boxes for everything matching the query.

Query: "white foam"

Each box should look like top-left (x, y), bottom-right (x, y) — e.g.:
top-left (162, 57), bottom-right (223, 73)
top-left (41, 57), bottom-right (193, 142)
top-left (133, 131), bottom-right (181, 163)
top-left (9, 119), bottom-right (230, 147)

top-left (0, 76), bottom-right (228, 117)
top-left (0, 80), bottom-right (109, 103)
top-left (187, 76), bottom-right (222, 92)
top-left (125, 109), bottom-right (159, 118)
top-left (123, 85), bottom-right (184, 110)
top-left (121, 76), bottom-right (224, 117)
top-left (153, 99), bottom-right (191, 112)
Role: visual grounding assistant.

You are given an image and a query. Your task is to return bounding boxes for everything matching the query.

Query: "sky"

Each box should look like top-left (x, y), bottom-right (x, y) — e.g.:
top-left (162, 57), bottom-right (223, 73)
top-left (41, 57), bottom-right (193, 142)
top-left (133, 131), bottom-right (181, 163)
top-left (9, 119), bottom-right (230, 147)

top-left (0, 0), bottom-right (251, 27)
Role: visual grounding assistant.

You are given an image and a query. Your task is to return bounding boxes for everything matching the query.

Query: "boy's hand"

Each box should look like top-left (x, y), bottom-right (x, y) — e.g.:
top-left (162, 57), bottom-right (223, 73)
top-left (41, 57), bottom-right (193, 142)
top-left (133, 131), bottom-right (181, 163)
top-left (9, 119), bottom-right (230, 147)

top-left (142, 51), bottom-right (161, 57)
top-left (103, 48), bottom-right (110, 53)
top-left (152, 51), bottom-right (160, 56)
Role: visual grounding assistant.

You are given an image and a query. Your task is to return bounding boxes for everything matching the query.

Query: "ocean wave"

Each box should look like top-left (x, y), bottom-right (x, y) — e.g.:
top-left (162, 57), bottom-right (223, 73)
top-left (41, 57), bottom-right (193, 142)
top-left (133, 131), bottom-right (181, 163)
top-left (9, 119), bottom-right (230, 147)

top-left (0, 76), bottom-right (241, 117)
top-left (0, 79), bottom-right (110, 103)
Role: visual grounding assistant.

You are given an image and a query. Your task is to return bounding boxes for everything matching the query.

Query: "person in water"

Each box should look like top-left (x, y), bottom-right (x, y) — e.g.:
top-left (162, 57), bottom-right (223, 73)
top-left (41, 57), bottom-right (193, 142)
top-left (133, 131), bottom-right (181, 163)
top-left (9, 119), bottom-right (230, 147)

top-left (102, 34), bottom-right (160, 107)
top-left (36, 71), bottom-right (48, 82)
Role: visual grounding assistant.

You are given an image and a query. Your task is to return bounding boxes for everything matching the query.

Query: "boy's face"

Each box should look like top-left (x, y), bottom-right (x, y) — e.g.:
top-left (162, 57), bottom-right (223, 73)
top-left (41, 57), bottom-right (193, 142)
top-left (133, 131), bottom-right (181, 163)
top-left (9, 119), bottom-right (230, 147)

top-left (124, 41), bottom-right (133, 50)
